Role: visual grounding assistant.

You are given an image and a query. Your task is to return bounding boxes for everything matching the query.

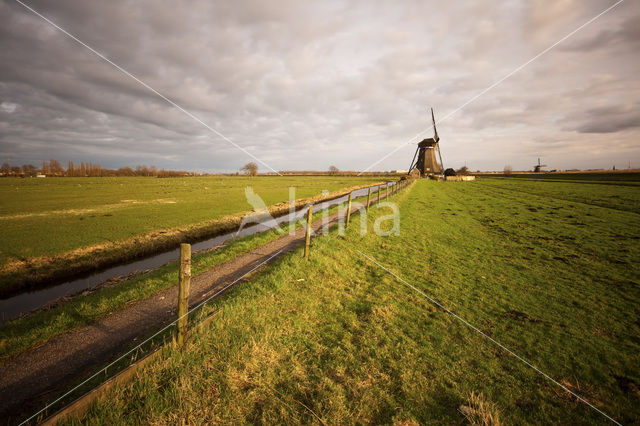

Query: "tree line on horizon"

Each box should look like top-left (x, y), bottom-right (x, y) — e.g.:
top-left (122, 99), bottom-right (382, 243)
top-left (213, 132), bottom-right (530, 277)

top-left (0, 159), bottom-right (196, 178)
top-left (1, 159), bottom-right (437, 178)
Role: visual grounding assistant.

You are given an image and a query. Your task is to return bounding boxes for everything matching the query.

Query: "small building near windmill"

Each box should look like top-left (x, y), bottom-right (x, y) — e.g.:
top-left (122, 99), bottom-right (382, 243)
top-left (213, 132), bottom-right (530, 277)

top-left (445, 175), bottom-right (476, 181)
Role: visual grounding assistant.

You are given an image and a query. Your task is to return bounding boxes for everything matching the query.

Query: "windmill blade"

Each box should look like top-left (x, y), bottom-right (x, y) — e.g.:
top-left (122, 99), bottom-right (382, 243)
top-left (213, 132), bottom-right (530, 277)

top-left (436, 143), bottom-right (444, 173)
top-left (408, 146), bottom-right (419, 172)
top-left (431, 107), bottom-right (439, 142)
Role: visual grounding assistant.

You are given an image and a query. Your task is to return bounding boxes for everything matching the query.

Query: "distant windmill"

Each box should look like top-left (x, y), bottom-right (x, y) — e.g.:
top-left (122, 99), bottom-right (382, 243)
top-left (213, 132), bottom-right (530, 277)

top-left (533, 158), bottom-right (547, 173)
top-left (408, 108), bottom-right (444, 177)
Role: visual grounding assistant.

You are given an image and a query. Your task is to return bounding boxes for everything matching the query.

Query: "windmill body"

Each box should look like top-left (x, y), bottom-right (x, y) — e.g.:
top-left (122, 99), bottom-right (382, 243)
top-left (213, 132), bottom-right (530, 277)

top-left (414, 137), bottom-right (442, 175)
top-left (533, 158), bottom-right (547, 173)
top-left (408, 108), bottom-right (444, 177)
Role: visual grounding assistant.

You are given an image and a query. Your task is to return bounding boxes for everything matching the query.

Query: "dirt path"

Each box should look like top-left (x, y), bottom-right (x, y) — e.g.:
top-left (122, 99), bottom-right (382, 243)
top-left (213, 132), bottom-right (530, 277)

top-left (0, 203), bottom-right (370, 424)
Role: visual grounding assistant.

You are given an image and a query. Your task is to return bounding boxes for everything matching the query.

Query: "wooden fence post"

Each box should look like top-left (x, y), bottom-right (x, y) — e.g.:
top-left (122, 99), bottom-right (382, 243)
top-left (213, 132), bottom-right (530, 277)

top-left (377, 184), bottom-right (381, 203)
top-left (304, 205), bottom-right (313, 260)
top-left (385, 183), bottom-right (389, 198)
top-left (177, 243), bottom-right (191, 348)
top-left (366, 187), bottom-right (371, 213)
top-left (345, 193), bottom-right (353, 228)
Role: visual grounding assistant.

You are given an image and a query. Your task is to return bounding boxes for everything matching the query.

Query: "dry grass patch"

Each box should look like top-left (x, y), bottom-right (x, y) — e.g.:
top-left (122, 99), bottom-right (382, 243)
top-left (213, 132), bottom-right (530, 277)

top-left (459, 392), bottom-right (503, 425)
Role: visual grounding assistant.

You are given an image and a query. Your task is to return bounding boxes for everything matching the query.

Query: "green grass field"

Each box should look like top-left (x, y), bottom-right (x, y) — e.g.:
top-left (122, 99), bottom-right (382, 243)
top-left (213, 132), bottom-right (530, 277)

top-left (0, 176), bottom-right (381, 294)
top-left (479, 178), bottom-right (640, 214)
top-left (69, 178), bottom-right (639, 424)
top-left (480, 172), bottom-right (640, 185)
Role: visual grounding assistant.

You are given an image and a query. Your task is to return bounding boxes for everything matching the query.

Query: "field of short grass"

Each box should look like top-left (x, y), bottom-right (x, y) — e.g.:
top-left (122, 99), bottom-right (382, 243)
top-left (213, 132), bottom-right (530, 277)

top-left (0, 176), bottom-right (381, 294)
top-left (479, 176), bottom-right (640, 214)
top-left (480, 171), bottom-right (640, 184)
top-left (72, 178), bottom-right (640, 424)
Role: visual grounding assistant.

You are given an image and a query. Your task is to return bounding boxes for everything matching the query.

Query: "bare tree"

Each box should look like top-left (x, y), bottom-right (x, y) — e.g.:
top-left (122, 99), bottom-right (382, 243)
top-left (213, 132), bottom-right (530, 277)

top-left (116, 166), bottom-right (135, 176)
top-left (22, 164), bottom-right (37, 177)
top-left (328, 165), bottom-right (339, 175)
top-left (241, 162), bottom-right (258, 176)
top-left (503, 165), bottom-right (513, 176)
top-left (49, 158), bottom-right (63, 174)
top-left (456, 166), bottom-right (469, 175)
top-left (135, 165), bottom-right (150, 176)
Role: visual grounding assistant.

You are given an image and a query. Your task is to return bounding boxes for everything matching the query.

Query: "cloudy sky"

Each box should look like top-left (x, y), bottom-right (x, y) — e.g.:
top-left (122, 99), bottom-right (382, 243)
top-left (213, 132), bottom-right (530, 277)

top-left (0, 0), bottom-right (638, 173)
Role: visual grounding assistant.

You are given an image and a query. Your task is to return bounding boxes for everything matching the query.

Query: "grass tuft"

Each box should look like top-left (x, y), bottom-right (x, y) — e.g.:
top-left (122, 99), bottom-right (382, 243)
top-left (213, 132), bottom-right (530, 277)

top-left (459, 392), bottom-right (503, 425)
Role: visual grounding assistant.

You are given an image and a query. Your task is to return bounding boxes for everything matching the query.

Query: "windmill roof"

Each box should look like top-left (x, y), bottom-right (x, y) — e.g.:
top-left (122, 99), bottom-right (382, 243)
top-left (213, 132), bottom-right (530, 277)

top-left (418, 138), bottom-right (438, 148)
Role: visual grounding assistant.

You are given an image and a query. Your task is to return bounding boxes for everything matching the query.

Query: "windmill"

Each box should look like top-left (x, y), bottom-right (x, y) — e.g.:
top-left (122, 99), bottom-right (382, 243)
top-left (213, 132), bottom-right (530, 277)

top-left (408, 108), bottom-right (444, 177)
top-left (533, 158), bottom-right (547, 173)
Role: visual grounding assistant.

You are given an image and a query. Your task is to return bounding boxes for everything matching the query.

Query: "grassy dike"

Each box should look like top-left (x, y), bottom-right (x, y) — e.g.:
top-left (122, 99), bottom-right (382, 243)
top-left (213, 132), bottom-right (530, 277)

top-left (65, 179), bottom-right (639, 424)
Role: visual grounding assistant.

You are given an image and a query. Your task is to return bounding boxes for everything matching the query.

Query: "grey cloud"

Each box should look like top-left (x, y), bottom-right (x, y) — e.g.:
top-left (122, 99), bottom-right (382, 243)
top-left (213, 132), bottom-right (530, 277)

top-left (0, 0), bottom-right (639, 173)
top-left (566, 103), bottom-right (640, 134)
top-left (561, 12), bottom-right (640, 52)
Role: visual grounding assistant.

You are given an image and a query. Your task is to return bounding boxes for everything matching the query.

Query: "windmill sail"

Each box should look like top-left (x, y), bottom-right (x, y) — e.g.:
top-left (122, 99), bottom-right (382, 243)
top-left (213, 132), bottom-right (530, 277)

top-left (432, 108), bottom-right (439, 142)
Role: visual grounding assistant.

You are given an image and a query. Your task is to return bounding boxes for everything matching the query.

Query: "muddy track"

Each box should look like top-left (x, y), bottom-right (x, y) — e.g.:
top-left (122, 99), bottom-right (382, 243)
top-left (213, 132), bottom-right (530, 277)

top-left (0, 206), bottom-right (356, 424)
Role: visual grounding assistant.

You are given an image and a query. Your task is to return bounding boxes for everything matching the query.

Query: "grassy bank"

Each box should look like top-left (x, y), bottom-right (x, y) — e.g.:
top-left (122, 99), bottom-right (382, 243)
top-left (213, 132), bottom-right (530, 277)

top-left (69, 179), bottom-right (639, 424)
top-left (0, 225), bottom-right (285, 362)
top-left (0, 176), bottom-right (381, 295)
